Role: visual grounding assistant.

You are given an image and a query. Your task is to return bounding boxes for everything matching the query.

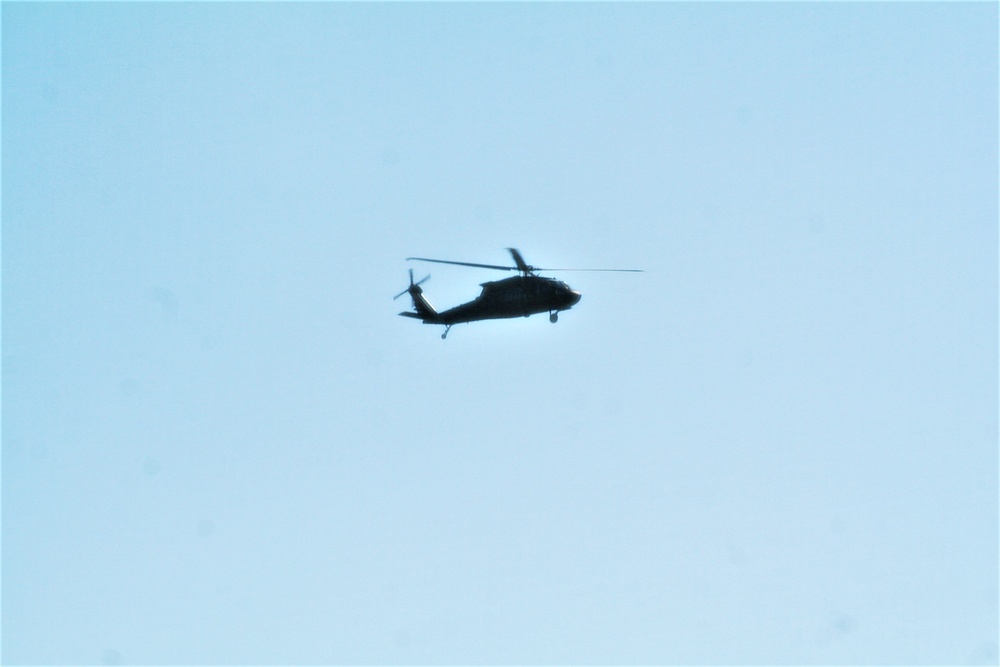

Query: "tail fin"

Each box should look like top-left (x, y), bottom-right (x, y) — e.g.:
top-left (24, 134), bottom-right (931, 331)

top-left (395, 270), bottom-right (440, 322)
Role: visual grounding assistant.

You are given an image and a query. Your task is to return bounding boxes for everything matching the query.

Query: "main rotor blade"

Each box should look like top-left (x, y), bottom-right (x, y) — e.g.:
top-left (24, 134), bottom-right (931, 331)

top-left (534, 267), bottom-right (645, 272)
top-left (407, 257), bottom-right (516, 271)
top-left (407, 254), bottom-right (643, 273)
top-left (506, 248), bottom-right (531, 273)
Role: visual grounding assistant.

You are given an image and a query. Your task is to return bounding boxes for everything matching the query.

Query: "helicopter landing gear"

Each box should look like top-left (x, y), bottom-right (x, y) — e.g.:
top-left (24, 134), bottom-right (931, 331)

top-left (441, 325), bottom-right (452, 340)
top-left (549, 311), bottom-right (559, 323)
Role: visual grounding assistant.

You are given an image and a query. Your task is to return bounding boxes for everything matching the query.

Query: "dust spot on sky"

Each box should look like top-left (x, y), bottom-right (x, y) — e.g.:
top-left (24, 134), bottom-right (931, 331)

top-left (150, 286), bottom-right (178, 319)
top-left (966, 640), bottom-right (998, 665)
top-left (815, 611), bottom-right (857, 645)
top-left (142, 458), bottom-right (161, 477)
top-left (102, 648), bottom-right (123, 665)
top-left (392, 628), bottom-right (413, 651)
top-left (605, 397), bottom-right (622, 416)
top-left (807, 214), bottom-right (827, 234)
top-left (474, 204), bottom-right (493, 222)
top-left (3, 353), bottom-right (22, 378)
top-left (735, 104), bottom-right (754, 124)
top-left (197, 519), bottom-right (216, 538)
top-left (832, 612), bottom-right (856, 634)
top-left (118, 377), bottom-right (138, 396)
top-left (381, 147), bottom-right (400, 166)
top-left (365, 348), bottom-right (383, 367)
top-left (726, 542), bottom-right (748, 565)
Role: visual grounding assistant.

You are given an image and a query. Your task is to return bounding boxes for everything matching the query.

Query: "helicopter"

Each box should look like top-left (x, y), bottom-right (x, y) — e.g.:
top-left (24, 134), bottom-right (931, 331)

top-left (395, 248), bottom-right (642, 339)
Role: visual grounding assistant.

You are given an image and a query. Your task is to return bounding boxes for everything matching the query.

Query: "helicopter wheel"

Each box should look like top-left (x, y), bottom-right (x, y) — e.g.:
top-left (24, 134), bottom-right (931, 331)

top-left (549, 312), bottom-right (558, 323)
top-left (441, 325), bottom-right (452, 340)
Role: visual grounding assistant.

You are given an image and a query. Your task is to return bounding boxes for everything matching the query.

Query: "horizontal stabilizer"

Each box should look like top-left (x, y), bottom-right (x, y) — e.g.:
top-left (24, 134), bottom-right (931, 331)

top-left (398, 311), bottom-right (424, 319)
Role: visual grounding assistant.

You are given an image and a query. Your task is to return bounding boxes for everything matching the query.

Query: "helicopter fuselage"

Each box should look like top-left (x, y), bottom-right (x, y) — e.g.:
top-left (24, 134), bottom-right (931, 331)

top-left (435, 275), bottom-right (581, 325)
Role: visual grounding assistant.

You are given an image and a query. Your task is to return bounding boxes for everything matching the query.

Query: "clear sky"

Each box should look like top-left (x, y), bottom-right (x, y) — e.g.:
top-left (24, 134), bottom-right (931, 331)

top-left (3, 3), bottom-right (997, 665)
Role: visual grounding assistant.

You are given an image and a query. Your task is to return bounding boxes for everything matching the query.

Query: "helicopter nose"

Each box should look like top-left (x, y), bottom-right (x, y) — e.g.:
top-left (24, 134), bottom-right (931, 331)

top-left (569, 291), bottom-right (581, 306)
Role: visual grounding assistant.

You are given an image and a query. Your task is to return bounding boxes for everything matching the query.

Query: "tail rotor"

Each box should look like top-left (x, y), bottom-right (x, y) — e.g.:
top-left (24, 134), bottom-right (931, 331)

top-left (394, 268), bottom-right (430, 300)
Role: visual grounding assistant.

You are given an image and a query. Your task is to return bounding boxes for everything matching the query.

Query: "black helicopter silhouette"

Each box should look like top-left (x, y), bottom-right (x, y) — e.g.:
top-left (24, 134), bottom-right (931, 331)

top-left (395, 248), bottom-right (642, 339)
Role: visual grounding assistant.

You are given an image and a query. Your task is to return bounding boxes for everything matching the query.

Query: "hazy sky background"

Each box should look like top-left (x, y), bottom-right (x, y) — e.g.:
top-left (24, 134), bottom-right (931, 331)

top-left (3, 3), bottom-right (997, 665)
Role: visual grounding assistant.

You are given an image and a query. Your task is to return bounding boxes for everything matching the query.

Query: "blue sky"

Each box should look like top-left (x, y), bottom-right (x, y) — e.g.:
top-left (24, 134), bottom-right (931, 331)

top-left (3, 3), bottom-right (997, 664)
